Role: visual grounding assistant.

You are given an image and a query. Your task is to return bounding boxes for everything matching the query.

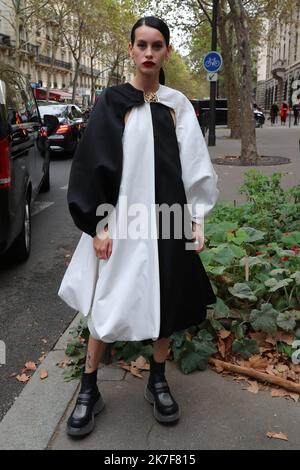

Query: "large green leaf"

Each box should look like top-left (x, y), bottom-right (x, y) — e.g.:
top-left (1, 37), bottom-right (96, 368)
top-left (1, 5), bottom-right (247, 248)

top-left (277, 311), bottom-right (296, 332)
top-left (205, 266), bottom-right (226, 275)
top-left (212, 245), bottom-right (237, 266)
top-left (227, 229), bottom-right (247, 246)
top-left (269, 268), bottom-right (290, 276)
top-left (281, 231), bottom-right (300, 247)
top-left (180, 350), bottom-right (208, 373)
top-left (240, 256), bottom-right (270, 268)
top-left (241, 227), bottom-right (265, 243)
top-left (228, 283), bottom-right (257, 301)
top-left (212, 297), bottom-right (230, 318)
top-left (250, 304), bottom-right (278, 334)
top-left (291, 272), bottom-right (300, 285)
top-left (230, 244), bottom-right (247, 258)
top-left (265, 278), bottom-right (293, 292)
top-left (232, 338), bottom-right (260, 359)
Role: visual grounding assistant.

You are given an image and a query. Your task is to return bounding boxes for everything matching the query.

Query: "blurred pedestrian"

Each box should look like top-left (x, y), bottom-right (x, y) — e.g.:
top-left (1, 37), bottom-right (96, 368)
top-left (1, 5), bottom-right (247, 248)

top-left (270, 102), bottom-right (279, 125)
top-left (280, 102), bottom-right (288, 125)
top-left (293, 103), bottom-right (299, 126)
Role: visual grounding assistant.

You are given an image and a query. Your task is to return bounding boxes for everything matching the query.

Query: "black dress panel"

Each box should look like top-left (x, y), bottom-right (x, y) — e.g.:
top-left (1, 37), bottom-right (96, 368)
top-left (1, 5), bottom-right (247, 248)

top-left (150, 103), bottom-right (216, 338)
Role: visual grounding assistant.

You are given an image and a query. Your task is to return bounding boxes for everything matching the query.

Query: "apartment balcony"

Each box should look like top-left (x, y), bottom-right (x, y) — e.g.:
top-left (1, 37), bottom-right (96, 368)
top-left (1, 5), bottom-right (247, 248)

top-left (0, 33), bottom-right (11, 47)
top-left (37, 54), bottom-right (72, 70)
top-left (271, 59), bottom-right (287, 80)
top-left (79, 64), bottom-right (90, 74)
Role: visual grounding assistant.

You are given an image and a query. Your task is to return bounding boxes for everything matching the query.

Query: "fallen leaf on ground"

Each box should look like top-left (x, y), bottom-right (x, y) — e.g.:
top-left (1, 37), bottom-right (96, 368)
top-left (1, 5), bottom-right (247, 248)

top-left (130, 366), bottom-right (143, 378)
top-left (38, 354), bottom-right (47, 363)
top-left (40, 369), bottom-right (48, 379)
top-left (24, 361), bottom-right (36, 371)
top-left (249, 332), bottom-right (267, 346)
top-left (219, 330), bottom-right (231, 339)
top-left (56, 359), bottom-right (69, 369)
top-left (274, 331), bottom-right (295, 345)
top-left (266, 432), bottom-right (288, 441)
top-left (288, 393), bottom-right (299, 402)
top-left (16, 374), bottom-right (30, 383)
top-left (276, 364), bottom-right (289, 373)
top-left (131, 356), bottom-right (149, 370)
top-left (265, 335), bottom-right (277, 346)
top-left (248, 355), bottom-right (269, 370)
top-left (9, 373), bottom-right (17, 378)
top-left (271, 389), bottom-right (289, 398)
top-left (41, 339), bottom-right (47, 344)
top-left (218, 338), bottom-right (226, 358)
top-left (247, 381), bottom-right (259, 394)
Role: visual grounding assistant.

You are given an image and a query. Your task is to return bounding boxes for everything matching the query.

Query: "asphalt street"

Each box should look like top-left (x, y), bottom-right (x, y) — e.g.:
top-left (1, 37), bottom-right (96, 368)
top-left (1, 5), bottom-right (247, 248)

top-left (0, 154), bottom-right (80, 421)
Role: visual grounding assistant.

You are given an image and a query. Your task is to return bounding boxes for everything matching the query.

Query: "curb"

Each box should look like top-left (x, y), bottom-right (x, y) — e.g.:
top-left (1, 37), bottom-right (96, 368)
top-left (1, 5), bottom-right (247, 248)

top-left (0, 312), bottom-right (83, 450)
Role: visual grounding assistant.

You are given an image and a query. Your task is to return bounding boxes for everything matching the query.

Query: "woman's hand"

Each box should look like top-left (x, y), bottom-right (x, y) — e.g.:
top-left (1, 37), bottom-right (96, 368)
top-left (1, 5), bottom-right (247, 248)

top-left (192, 222), bottom-right (205, 254)
top-left (93, 226), bottom-right (112, 260)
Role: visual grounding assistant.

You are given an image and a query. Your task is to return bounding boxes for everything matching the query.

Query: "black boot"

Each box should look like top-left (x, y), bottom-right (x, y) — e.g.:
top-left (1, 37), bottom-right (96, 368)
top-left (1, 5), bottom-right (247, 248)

top-left (66, 369), bottom-right (105, 437)
top-left (144, 356), bottom-right (180, 424)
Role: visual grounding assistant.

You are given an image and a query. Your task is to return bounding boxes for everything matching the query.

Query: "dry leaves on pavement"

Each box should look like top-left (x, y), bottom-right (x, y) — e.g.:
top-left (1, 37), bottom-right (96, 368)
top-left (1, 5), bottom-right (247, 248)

top-left (266, 431), bottom-right (288, 441)
top-left (40, 369), bottom-right (48, 380)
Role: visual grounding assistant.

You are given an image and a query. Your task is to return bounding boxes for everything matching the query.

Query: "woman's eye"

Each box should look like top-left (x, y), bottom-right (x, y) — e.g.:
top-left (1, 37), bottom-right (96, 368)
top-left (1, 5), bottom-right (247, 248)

top-left (154, 45), bottom-right (162, 49)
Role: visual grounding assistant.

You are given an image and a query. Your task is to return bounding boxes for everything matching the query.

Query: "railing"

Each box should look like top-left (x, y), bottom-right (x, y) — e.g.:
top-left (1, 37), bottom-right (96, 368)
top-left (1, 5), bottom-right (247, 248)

top-left (37, 55), bottom-right (71, 70)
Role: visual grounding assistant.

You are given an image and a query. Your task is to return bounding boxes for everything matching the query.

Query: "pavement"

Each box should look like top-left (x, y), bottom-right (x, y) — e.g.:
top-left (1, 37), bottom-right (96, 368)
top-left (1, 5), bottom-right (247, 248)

top-left (0, 124), bottom-right (300, 451)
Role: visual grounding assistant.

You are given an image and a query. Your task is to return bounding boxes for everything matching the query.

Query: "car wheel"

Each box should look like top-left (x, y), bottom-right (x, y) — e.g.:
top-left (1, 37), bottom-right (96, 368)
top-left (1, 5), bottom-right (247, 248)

top-left (9, 195), bottom-right (31, 262)
top-left (40, 152), bottom-right (50, 193)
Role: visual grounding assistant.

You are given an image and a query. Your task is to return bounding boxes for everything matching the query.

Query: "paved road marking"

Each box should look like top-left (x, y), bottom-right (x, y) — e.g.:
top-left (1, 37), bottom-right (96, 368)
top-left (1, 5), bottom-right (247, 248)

top-left (60, 185), bottom-right (68, 190)
top-left (31, 201), bottom-right (54, 217)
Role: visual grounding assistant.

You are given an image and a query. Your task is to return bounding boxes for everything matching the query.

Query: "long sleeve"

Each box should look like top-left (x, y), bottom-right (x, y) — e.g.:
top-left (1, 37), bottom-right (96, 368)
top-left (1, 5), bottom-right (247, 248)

top-left (67, 88), bottom-right (124, 237)
top-left (176, 95), bottom-right (219, 224)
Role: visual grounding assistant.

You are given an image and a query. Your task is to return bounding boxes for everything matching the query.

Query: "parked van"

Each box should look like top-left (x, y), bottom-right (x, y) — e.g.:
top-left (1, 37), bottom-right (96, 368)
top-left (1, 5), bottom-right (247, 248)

top-left (0, 63), bottom-right (51, 262)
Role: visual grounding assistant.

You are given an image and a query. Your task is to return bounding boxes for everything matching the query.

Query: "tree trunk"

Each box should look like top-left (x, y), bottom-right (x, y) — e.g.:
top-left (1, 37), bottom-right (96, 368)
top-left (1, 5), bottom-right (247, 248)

top-left (218, 1), bottom-right (241, 138)
top-left (72, 60), bottom-right (80, 103)
top-left (228, 0), bottom-right (259, 163)
top-left (15, 11), bottom-right (21, 69)
top-left (46, 43), bottom-right (58, 103)
top-left (90, 55), bottom-right (95, 105)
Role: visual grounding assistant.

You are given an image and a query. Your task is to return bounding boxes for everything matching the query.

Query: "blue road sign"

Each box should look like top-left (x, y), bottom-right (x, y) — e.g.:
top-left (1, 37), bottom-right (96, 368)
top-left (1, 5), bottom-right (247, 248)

top-left (203, 51), bottom-right (222, 73)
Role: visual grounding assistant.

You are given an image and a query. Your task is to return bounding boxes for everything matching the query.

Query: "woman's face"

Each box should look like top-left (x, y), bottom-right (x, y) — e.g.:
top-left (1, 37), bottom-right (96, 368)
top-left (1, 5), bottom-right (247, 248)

top-left (129, 25), bottom-right (171, 78)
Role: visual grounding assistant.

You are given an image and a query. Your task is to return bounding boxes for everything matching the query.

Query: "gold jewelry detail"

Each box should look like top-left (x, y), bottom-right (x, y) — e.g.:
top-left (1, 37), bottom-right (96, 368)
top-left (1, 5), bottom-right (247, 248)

top-left (143, 91), bottom-right (158, 103)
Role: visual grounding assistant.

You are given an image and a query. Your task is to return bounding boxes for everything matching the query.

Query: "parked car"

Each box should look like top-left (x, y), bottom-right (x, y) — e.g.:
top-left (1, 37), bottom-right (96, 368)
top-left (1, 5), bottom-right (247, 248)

top-left (38, 103), bottom-right (86, 156)
top-left (0, 63), bottom-right (52, 262)
top-left (190, 98), bottom-right (228, 131)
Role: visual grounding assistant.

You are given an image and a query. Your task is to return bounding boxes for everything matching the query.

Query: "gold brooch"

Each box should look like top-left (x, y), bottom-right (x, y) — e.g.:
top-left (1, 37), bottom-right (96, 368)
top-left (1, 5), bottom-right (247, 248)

top-left (143, 91), bottom-right (158, 103)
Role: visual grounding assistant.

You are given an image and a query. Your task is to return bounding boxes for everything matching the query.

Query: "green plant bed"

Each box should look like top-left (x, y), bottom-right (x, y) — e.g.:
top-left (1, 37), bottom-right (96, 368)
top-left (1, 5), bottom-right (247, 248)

top-left (63, 170), bottom-right (300, 380)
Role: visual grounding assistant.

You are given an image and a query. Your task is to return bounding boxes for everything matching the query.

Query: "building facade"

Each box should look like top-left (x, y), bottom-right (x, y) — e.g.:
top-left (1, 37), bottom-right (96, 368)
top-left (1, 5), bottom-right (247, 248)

top-left (256, 5), bottom-right (300, 110)
top-left (0, 0), bottom-right (132, 106)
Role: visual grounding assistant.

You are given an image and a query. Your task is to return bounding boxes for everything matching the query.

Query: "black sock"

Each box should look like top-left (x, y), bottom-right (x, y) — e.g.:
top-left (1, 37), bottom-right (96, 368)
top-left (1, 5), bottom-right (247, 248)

top-left (80, 369), bottom-right (98, 392)
top-left (149, 356), bottom-right (166, 381)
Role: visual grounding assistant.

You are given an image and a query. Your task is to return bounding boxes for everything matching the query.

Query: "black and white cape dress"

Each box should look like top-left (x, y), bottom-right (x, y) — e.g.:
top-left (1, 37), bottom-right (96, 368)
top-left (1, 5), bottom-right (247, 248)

top-left (58, 83), bottom-right (219, 342)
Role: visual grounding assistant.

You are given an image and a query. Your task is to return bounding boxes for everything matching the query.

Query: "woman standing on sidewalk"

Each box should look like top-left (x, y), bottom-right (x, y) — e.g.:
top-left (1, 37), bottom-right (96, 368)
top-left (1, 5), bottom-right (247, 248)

top-left (59, 16), bottom-right (219, 437)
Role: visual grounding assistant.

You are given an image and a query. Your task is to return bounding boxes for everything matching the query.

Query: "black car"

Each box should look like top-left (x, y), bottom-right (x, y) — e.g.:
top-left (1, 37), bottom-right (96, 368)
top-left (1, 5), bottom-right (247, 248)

top-left (0, 63), bottom-right (51, 262)
top-left (190, 98), bottom-right (228, 132)
top-left (38, 103), bottom-right (86, 156)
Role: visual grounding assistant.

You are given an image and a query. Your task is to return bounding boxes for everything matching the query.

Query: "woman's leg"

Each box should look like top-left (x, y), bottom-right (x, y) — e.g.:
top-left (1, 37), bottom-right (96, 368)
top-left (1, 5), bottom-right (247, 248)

top-left (66, 335), bottom-right (108, 437)
top-left (145, 337), bottom-right (180, 424)
top-left (153, 337), bottom-right (170, 362)
top-left (85, 336), bottom-right (108, 372)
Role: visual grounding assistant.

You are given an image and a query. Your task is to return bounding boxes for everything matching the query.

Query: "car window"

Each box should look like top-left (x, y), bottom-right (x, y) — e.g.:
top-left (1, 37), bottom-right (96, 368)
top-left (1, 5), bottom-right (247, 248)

top-left (69, 105), bottom-right (82, 119)
top-left (6, 72), bottom-right (39, 126)
top-left (38, 105), bottom-right (67, 118)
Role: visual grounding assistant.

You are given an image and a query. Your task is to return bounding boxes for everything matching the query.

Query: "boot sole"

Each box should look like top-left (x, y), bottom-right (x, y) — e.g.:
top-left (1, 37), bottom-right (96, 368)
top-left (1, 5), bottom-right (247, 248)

top-left (66, 395), bottom-right (105, 437)
top-left (144, 385), bottom-right (181, 423)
